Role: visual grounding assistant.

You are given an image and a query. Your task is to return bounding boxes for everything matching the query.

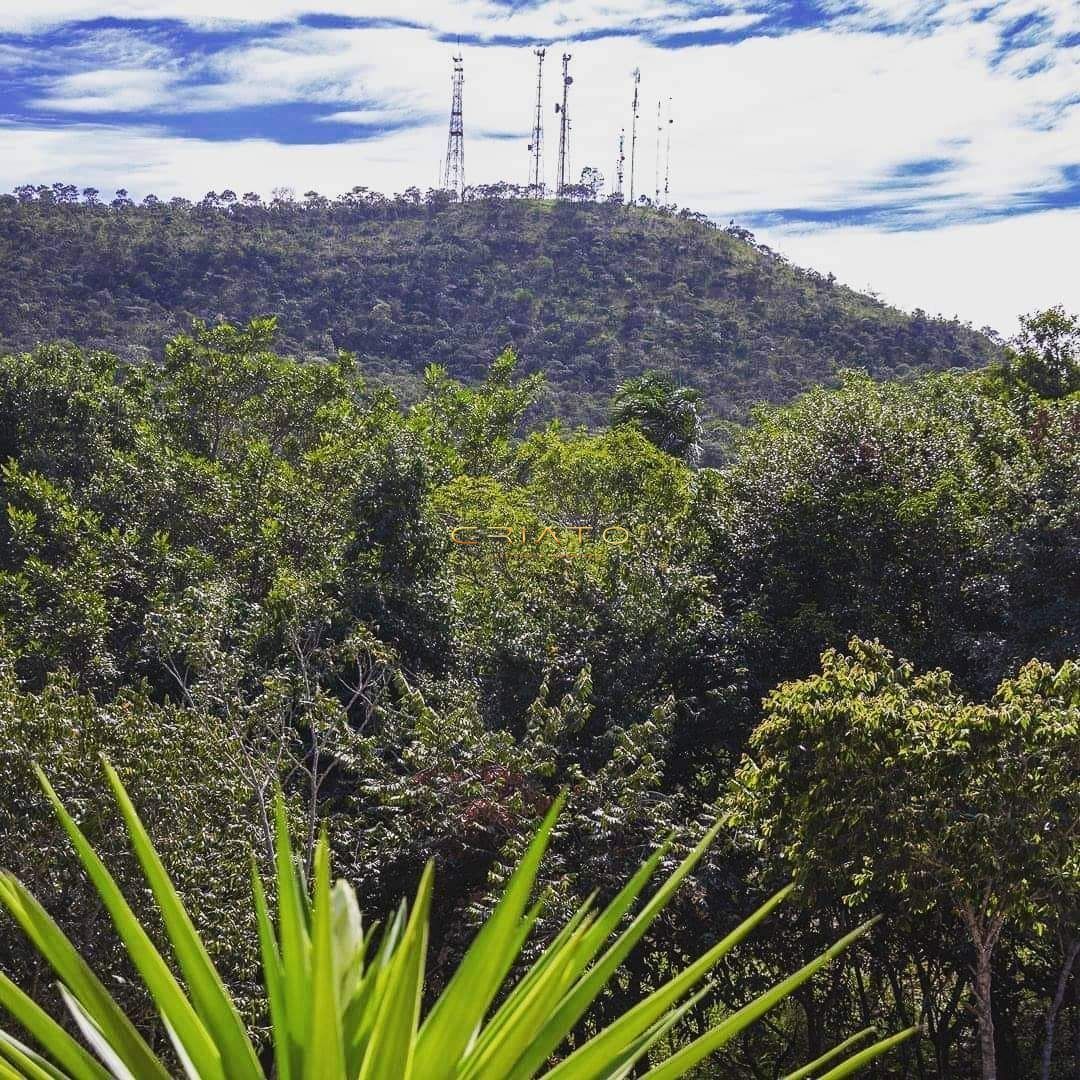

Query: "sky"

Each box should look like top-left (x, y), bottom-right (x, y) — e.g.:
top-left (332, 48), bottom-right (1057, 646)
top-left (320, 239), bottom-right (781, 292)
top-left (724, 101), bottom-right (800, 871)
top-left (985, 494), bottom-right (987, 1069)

top-left (1, 1), bottom-right (1077, 336)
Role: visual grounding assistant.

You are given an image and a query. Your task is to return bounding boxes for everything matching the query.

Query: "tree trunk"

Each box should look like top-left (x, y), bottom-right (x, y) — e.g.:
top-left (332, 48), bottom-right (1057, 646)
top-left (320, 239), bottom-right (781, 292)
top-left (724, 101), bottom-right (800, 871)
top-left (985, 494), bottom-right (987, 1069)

top-left (1041, 937), bottom-right (1079, 1080)
top-left (1073, 967), bottom-right (1080, 1078)
top-left (973, 941), bottom-right (997, 1080)
top-left (961, 903), bottom-right (1005, 1080)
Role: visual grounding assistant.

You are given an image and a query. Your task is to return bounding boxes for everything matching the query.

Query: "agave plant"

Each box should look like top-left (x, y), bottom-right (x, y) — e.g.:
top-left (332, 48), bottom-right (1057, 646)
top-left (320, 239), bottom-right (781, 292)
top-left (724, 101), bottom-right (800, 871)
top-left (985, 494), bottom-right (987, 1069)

top-left (0, 760), bottom-right (917, 1079)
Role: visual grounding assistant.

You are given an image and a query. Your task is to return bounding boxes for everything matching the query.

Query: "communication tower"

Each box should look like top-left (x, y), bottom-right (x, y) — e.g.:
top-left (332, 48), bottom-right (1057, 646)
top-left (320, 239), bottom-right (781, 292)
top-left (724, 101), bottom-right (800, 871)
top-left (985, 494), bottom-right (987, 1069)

top-left (615, 127), bottom-right (625, 199)
top-left (664, 97), bottom-right (673, 200)
top-left (628, 68), bottom-right (641, 203)
top-left (443, 53), bottom-right (465, 198)
top-left (654, 98), bottom-right (662, 204)
top-left (528, 48), bottom-right (545, 195)
top-left (555, 53), bottom-right (573, 194)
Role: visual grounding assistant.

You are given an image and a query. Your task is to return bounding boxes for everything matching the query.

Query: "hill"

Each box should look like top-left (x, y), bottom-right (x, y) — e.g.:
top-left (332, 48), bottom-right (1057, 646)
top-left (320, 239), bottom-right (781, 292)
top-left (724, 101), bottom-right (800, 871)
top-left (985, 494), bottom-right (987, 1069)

top-left (0, 185), bottom-right (1001, 437)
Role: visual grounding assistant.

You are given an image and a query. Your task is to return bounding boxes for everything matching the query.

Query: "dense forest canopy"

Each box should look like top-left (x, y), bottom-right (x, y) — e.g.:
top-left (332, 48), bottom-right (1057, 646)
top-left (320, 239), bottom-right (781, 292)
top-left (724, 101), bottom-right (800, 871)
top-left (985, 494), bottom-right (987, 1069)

top-left (0, 308), bottom-right (1076, 1077)
top-left (0, 183), bottom-right (1002, 458)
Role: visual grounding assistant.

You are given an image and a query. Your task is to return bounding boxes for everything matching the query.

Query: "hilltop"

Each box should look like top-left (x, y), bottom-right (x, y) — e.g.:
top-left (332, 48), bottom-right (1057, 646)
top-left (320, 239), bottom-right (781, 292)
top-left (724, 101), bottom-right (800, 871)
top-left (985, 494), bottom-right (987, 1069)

top-left (0, 185), bottom-right (1000, 440)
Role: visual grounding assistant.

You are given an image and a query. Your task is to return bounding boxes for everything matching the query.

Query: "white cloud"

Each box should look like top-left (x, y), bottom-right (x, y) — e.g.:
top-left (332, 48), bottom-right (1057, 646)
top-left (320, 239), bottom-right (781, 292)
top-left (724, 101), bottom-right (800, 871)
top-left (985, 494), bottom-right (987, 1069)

top-left (37, 67), bottom-right (181, 111)
top-left (0, 120), bottom-right (448, 199)
top-left (758, 207), bottom-right (1080, 336)
top-left (321, 106), bottom-right (428, 126)
top-left (1, 0), bottom-right (737, 38)
top-left (18, 11), bottom-right (1076, 217)
top-left (0, 1), bottom-right (1076, 334)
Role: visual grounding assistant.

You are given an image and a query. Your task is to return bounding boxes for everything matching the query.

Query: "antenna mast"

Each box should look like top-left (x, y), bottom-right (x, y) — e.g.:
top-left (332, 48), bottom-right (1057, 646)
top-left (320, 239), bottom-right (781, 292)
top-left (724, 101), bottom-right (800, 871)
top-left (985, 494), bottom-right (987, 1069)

top-left (556, 53), bottom-right (573, 195)
top-left (443, 53), bottom-right (465, 199)
top-left (654, 98), bottom-right (662, 204)
top-left (664, 97), bottom-right (673, 200)
top-left (615, 127), bottom-right (625, 199)
top-left (528, 48), bottom-right (545, 195)
top-left (628, 68), bottom-right (640, 204)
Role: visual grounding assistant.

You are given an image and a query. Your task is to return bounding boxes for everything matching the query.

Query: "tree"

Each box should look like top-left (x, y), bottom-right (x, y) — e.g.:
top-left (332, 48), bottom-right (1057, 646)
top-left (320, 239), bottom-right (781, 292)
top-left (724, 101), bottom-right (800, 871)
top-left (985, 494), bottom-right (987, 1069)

top-left (611, 371), bottom-right (703, 464)
top-left (1008, 306), bottom-right (1080, 399)
top-left (729, 640), bottom-right (1080, 1080)
top-left (0, 653), bottom-right (269, 1026)
top-left (0, 188), bottom-right (1001, 439)
top-left (721, 369), bottom-right (1080, 703)
top-left (408, 349), bottom-right (544, 478)
top-left (579, 166), bottom-right (605, 199)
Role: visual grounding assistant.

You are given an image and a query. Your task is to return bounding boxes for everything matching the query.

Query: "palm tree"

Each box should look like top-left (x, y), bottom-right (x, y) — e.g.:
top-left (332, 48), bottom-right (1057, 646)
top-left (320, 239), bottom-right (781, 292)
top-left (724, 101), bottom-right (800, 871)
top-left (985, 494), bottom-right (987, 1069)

top-left (611, 372), bottom-right (703, 464)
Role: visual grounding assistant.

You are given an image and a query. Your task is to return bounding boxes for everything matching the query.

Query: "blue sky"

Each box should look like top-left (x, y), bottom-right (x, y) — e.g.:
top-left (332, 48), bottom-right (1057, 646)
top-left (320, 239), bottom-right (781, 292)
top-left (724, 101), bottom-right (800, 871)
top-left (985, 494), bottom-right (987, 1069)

top-left (1, 0), bottom-right (1077, 333)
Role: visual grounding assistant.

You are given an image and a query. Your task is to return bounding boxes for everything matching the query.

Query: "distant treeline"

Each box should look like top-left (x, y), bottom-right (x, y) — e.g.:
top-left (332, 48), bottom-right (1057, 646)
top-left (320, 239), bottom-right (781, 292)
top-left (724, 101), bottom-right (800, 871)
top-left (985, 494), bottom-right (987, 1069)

top-left (0, 183), bottom-right (1000, 457)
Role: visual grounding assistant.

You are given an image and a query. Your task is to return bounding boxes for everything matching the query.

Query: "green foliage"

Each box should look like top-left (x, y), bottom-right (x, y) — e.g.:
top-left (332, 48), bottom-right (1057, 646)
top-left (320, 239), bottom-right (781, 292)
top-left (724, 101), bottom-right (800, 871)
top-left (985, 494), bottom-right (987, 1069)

top-left (0, 655), bottom-right (264, 1030)
top-left (411, 350), bottom-right (545, 476)
top-left (0, 765), bottom-right (915, 1079)
top-left (1006, 306), bottom-right (1080, 399)
top-left (722, 368), bottom-right (1080, 702)
top-left (0, 190), bottom-right (1000, 441)
top-left (0, 313), bottom-right (1076, 1077)
top-left (731, 639), bottom-right (1079, 920)
top-left (729, 639), bottom-right (1080, 1079)
top-left (611, 371), bottom-right (704, 464)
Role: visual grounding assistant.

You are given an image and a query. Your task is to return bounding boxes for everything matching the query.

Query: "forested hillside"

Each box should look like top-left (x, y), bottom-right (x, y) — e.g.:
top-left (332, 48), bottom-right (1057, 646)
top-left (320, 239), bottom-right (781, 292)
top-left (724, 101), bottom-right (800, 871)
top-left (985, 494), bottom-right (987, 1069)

top-left (0, 311), bottom-right (1077, 1077)
top-left (0, 184), bottom-right (1000, 440)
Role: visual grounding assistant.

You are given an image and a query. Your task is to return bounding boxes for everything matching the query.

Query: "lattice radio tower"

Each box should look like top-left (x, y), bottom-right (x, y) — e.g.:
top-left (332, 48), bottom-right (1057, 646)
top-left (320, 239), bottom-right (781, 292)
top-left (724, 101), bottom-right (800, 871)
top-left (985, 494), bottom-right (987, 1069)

top-left (664, 97), bottom-right (673, 200)
top-left (654, 98), bottom-right (662, 204)
top-left (628, 68), bottom-right (641, 204)
top-left (555, 53), bottom-right (572, 195)
top-left (443, 53), bottom-right (465, 199)
top-left (615, 127), bottom-right (625, 199)
top-left (528, 48), bottom-right (545, 195)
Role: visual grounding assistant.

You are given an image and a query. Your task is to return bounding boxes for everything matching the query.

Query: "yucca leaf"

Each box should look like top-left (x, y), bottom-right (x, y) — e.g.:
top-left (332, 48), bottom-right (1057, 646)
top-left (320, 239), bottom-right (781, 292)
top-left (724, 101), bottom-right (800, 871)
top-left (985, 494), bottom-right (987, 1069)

top-left (639, 918), bottom-right (881, 1080)
top-left (304, 831), bottom-right (346, 1080)
top-left (506, 821), bottom-right (735, 1080)
top-left (484, 841), bottom-right (669, 1072)
top-left (0, 972), bottom-right (109, 1080)
top-left (481, 838), bottom-right (671, 1076)
top-left (341, 946), bottom-right (384, 1078)
top-left (782, 1026), bottom-right (877, 1079)
top-left (460, 915), bottom-right (596, 1080)
top-left (573, 837), bottom-right (673, 965)
top-left (0, 1029), bottom-right (70, 1080)
top-left (814, 1025), bottom-right (921, 1079)
top-left (459, 893), bottom-right (569, 1059)
top-left (357, 860), bottom-right (433, 1080)
top-left (271, 795), bottom-right (311, 1080)
top-left (31, 766), bottom-right (223, 1080)
top-left (163, 1015), bottom-right (205, 1080)
top-left (0, 1057), bottom-right (31, 1080)
top-left (251, 860), bottom-right (292, 1080)
top-left (414, 792), bottom-right (565, 1078)
top-left (0, 875), bottom-right (170, 1080)
top-left (331, 881), bottom-right (368, 1001)
top-left (605, 980), bottom-right (717, 1080)
top-left (100, 760), bottom-right (262, 1080)
top-left (0, 766), bottom-right (913, 1080)
top-left (543, 883), bottom-right (795, 1079)
top-left (346, 902), bottom-right (407, 1069)
top-left (57, 986), bottom-right (138, 1080)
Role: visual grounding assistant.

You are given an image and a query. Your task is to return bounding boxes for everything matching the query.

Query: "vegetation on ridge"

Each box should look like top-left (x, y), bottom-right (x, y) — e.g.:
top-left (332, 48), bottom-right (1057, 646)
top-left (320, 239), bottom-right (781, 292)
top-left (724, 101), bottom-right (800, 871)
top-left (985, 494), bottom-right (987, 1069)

top-left (0, 184), bottom-right (1001, 458)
